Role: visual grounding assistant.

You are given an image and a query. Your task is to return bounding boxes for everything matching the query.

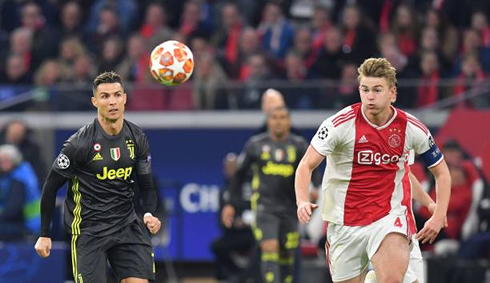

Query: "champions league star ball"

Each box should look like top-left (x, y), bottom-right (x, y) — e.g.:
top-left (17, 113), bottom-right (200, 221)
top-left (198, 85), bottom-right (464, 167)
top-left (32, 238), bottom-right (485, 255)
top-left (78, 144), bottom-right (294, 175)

top-left (149, 40), bottom-right (194, 86)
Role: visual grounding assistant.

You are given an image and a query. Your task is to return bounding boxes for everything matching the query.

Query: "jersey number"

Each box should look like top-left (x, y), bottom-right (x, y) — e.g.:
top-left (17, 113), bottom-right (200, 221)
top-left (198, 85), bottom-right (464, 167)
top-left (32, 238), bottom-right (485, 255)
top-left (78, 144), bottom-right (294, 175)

top-left (394, 217), bottom-right (403, 228)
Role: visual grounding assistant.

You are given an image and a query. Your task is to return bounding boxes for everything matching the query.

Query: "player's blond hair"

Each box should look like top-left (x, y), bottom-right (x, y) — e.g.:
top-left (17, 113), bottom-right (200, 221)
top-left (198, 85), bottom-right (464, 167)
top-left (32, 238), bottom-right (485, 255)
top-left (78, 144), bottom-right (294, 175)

top-left (357, 58), bottom-right (397, 88)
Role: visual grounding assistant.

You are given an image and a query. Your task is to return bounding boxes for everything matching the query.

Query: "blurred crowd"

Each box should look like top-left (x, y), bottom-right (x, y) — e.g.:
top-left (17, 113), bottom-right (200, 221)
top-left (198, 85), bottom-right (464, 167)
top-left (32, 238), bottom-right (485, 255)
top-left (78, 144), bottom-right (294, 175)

top-left (0, 0), bottom-right (490, 111)
top-left (1, 0), bottom-right (490, 241)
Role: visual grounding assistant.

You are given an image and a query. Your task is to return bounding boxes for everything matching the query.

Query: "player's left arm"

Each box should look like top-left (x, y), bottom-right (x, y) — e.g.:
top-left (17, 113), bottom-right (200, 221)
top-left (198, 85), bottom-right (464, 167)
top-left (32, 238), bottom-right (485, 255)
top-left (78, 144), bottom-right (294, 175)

top-left (416, 160), bottom-right (451, 244)
top-left (409, 124), bottom-right (451, 243)
top-left (135, 132), bottom-right (161, 235)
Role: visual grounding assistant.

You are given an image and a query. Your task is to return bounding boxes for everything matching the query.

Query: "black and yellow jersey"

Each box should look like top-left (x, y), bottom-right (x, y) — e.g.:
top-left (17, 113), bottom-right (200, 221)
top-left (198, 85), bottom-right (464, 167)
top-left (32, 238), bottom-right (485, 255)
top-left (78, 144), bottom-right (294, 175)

top-left (52, 118), bottom-right (152, 236)
top-left (233, 132), bottom-right (309, 216)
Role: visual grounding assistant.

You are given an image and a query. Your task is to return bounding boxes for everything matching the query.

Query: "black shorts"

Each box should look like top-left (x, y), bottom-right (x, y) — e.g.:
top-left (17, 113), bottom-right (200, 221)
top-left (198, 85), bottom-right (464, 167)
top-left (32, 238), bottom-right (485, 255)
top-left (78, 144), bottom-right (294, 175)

top-left (254, 211), bottom-right (299, 250)
top-left (70, 219), bottom-right (155, 283)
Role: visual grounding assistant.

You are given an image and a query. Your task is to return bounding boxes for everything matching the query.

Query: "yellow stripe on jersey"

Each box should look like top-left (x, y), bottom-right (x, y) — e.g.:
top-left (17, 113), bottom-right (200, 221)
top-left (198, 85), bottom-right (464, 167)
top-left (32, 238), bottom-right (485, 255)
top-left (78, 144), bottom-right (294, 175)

top-left (71, 235), bottom-right (79, 283)
top-left (71, 177), bottom-right (82, 235)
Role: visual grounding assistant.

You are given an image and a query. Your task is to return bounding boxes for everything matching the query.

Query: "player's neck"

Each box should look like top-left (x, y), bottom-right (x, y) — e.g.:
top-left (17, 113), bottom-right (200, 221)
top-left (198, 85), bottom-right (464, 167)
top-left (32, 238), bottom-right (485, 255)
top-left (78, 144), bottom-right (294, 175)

top-left (98, 115), bottom-right (124, 136)
top-left (364, 107), bottom-right (394, 127)
top-left (270, 131), bottom-right (288, 141)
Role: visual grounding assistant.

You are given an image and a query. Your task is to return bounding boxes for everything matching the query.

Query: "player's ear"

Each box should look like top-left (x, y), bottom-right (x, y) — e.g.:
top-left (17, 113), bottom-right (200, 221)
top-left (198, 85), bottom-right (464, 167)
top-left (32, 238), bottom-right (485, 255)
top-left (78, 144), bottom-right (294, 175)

top-left (91, 96), bottom-right (98, 108)
top-left (390, 86), bottom-right (397, 103)
top-left (123, 92), bottom-right (127, 105)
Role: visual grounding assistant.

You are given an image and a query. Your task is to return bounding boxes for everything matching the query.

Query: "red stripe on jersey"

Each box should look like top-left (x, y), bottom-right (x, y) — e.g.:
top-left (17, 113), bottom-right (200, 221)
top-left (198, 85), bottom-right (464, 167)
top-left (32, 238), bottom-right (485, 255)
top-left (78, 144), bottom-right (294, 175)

top-left (333, 113), bottom-right (356, 127)
top-left (332, 110), bottom-right (354, 124)
top-left (402, 162), bottom-right (417, 234)
top-left (343, 108), bottom-right (409, 225)
top-left (407, 117), bottom-right (428, 135)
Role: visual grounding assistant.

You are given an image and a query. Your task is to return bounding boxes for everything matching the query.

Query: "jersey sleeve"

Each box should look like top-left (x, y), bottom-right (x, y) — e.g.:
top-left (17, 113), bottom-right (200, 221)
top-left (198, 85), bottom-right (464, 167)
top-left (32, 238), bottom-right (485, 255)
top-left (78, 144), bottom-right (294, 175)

top-left (135, 132), bottom-right (152, 175)
top-left (407, 119), bottom-right (443, 168)
top-left (310, 118), bottom-right (338, 156)
top-left (52, 139), bottom-right (79, 179)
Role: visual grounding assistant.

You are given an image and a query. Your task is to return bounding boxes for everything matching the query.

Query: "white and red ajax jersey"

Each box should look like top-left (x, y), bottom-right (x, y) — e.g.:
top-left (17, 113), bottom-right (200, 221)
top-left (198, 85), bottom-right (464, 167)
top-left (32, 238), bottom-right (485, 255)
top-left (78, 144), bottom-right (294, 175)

top-left (311, 103), bottom-right (443, 226)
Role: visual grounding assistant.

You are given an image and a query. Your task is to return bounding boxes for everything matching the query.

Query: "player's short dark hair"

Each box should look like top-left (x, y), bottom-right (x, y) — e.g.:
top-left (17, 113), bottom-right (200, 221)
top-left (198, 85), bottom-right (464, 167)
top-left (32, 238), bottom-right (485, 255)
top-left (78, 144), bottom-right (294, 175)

top-left (92, 71), bottom-right (124, 96)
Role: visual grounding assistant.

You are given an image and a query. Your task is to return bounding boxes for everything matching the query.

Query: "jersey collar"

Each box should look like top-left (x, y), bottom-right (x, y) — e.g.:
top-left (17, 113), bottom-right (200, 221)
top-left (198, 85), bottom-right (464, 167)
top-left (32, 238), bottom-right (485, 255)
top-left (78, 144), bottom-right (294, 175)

top-left (360, 105), bottom-right (397, 130)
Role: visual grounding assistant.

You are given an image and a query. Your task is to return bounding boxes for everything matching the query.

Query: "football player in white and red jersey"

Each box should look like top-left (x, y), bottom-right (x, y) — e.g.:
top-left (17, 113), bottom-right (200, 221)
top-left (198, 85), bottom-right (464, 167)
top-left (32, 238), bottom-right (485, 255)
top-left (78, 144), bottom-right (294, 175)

top-left (295, 58), bottom-right (451, 283)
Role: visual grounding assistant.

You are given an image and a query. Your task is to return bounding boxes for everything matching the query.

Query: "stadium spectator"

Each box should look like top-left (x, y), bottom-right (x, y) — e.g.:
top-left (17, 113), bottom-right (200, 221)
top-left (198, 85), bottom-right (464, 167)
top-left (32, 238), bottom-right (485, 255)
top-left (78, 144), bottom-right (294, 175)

top-left (415, 51), bottom-right (444, 108)
top-left (222, 27), bottom-right (261, 80)
top-left (334, 63), bottom-right (359, 109)
top-left (193, 52), bottom-right (230, 110)
top-left (5, 27), bottom-right (33, 73)
top-left (257, 2), bottom-right (295, 60)
top-left (391, 3), bottom-right (420, 57)
top-left (0, 54), bottom-right (32, 85)
top-left (291, 27), bottom-right (317, 70)
top-left (139, 3), bottom-right (174, 52)
top-left (452, 52), bottom-right (487, 108)
top-left (97, 37), bottom-right (124, 74)
top-left (423, 8), bottom-right (459, 64)
top-left (310, 6), bottom-right (333, 51)
top-left (59, 1), bottom-right (84, 41)
top-left (87, 5), bottom-right (122, 55)
top-left (296, 58), bottom-right (451, 283)
top-left (20, 2), bottom-right (59, 72)
top-left (85, 0), bottom-right (137, 37)
top-left (454, 28), bottom-right (490, 74)
top-left (57, 37), bottom-right (87, 82)
top-left (0, 144), bottom-right (40, 241)
top-left (470, 10), bottom-right (490, 48)
top-left (0, 120), bottom-right (47, 184)
top-left (311, 27), bottom-right (345, 80)
top-left (177, 0), bottom-right (213, 41)
top-left (339, 4), bottom-right (377, 65)
top-left (117, 34), bottom-right (152, 83)
top-left (212, 2), bottom-right (244, 69)
top-left (239, 53), bottom-right (273, 109)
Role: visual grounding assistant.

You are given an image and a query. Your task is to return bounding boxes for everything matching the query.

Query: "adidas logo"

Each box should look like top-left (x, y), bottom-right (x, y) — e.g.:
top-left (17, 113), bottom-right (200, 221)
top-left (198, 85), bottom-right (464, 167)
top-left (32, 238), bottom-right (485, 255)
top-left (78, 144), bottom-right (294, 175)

top-left (358, 135), bottom-right (368, 143)
top-left (93, 153), bottom-right (103, 161)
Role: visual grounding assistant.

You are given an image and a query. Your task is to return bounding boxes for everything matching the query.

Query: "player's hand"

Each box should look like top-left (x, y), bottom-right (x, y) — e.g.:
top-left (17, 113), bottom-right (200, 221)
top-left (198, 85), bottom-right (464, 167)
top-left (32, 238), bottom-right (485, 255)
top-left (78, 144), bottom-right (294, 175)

top-left (297, 201), bottom-right (319, 224)
top-left (144, 214), bottom-right (162, 235)
top-left (416, 215), bottom-right (445, 244)
top-left (35, 237), bottom-right (52, 258)
top-left (427, 203), bottom-right (448, 227)
top-left (221, 204), bottom-right (235, 228)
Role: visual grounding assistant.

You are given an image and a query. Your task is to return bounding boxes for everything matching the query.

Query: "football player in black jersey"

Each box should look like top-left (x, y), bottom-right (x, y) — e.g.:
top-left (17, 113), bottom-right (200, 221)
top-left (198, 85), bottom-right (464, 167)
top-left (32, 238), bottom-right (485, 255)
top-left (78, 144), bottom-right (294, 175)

top-left (224, 106), bottom-right (320, 283)
top-left (34, 71), bottom-right (161, 283)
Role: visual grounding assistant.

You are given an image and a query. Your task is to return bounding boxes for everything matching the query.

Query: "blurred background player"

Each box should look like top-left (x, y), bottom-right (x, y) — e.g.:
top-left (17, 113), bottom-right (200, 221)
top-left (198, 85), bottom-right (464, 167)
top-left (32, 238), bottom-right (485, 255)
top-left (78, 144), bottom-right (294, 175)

top-left (34, 71), bottom-right (161, 283)
top-left (224, 106), bottom-right (320, 283)
top-left (295, 58), bottom-right (451, 283)
top-left (211, 152), bottom-right (255, 282)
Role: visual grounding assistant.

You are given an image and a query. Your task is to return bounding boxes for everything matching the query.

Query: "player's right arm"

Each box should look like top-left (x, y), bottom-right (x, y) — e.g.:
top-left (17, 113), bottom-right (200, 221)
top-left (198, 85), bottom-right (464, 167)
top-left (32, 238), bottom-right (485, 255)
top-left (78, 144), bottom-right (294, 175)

top-left (296, 118), bottom-right (337, 224)
top-left (35, 139), bottom-right (78, 258)
top-left (295, 146), bottom-right (324, 224)
top-left (222, 140), bottom-right (255, 228)
top-left (35, 170), bottom-right (69, 258)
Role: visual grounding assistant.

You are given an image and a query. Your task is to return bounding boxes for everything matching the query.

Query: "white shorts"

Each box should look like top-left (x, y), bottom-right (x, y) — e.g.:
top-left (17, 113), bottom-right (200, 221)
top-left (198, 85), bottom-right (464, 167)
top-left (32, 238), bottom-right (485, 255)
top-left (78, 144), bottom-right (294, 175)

top-left (405, 236), bottom-right (424, 283)
top-left (326, 212), bottom-right (411, 282)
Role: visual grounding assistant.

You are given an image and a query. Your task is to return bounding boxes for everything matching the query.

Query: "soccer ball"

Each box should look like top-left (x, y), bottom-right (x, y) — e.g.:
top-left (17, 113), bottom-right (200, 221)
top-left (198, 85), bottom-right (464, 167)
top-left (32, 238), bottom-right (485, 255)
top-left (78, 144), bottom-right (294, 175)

top-left (149, 40), bottom-right (194, 86)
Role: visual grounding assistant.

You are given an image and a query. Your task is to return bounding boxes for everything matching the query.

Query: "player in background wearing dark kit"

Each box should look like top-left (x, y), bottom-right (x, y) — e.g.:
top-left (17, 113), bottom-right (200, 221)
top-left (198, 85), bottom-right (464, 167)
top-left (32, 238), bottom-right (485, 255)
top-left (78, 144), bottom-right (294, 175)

top-left (223, 107), bottom-right (320, 283)
top-left (34, 71), bottom-right (162, 283)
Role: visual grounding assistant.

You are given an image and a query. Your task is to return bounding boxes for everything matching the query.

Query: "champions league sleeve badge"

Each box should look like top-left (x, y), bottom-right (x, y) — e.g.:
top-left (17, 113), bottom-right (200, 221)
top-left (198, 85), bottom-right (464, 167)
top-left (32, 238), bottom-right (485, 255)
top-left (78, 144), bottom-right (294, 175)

top-left (317, 127), bottom-right (329, 140)
top-left (57, 154), bottom-right (70, 169)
